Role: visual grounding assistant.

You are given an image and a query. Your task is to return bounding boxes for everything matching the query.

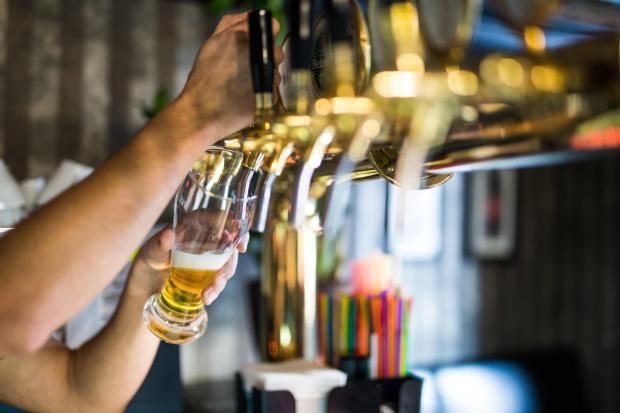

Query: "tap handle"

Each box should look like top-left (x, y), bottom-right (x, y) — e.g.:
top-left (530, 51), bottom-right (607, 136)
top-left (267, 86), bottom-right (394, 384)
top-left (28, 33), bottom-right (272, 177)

top-left (249, 10), bottom-right (275, 94)
top-left (328, 0), bottom-right (351, 44)
top-left (287, 0), bottom-right (312, 70)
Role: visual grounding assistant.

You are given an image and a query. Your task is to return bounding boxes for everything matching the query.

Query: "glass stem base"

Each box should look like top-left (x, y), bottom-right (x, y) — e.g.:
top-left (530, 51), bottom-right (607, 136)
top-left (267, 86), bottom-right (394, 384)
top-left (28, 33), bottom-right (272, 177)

top-left (143, 294), bottom-right (207, 344)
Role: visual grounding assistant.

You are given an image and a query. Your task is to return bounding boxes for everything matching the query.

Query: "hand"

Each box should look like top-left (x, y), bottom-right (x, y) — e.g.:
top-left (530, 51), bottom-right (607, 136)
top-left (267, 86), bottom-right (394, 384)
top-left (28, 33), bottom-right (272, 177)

top-left (127, 228), bottom-right (176, 298)
top-left (202, 233), bottom-right (249, 305)
top-left (170, 13), bottom-right (283, 144)
top-left (127, 227), bottom-right (250, 304)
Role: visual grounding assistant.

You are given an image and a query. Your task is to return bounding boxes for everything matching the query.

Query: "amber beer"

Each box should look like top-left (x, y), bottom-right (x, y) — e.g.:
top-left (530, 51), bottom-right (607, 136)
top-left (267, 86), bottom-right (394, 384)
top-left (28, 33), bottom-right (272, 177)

top-left (146, 249), bottom-right (231, 342)
top-left (160, 250), bottom-right (230, 314)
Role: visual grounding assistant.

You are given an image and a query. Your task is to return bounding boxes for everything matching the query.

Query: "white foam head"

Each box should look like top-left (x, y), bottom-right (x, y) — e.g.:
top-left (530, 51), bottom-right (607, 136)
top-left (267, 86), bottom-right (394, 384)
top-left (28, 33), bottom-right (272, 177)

top-left (171, 248), bottom-right (232, 270)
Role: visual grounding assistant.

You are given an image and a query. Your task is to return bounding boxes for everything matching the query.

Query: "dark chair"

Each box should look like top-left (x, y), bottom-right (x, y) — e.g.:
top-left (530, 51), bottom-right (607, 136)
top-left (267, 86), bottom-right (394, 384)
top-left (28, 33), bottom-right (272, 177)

top-left (125, 343), bottom-right (183, 413)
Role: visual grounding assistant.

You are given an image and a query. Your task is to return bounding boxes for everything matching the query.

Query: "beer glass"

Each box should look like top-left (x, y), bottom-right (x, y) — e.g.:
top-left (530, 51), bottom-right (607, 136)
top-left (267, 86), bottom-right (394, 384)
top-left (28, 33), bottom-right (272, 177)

top-left (144, 147), bottom-right (256, 344)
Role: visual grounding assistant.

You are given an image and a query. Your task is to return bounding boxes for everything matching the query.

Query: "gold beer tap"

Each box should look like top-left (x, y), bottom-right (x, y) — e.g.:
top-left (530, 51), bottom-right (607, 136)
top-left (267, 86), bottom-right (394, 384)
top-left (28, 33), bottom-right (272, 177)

top-left (251, 0), bottom-right (378, 233)
top-left (259, 0), bottom-right (321, 361)
top-left (260, 0), bottom-right (476, 360)
top-left (255, 0), bottom-right (620, 366)
top-left (259, 0), bottom-right (379, 361)
top-left (367, 0), bottom-right (482, 190)
top-left (210, 15), bottom-right (317, 358)
top-left (289, 0), bottom-right (384, 236)
top-left (417, 0), bottom-right (620, 174)
top-left (368, 0), bottom-right (620, 181)
top-left (424, 34), bottom-right (620, 174)
top-left (217, 10), bottom-right (297, 232)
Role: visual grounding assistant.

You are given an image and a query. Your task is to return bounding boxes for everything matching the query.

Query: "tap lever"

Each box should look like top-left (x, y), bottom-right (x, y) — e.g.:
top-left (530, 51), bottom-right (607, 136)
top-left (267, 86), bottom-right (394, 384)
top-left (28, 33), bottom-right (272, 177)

top-left (328, 0), bottom-right (352, 44)
top-left (287, 0), bottom-right (312, 70)
top-left (249, 10), bottom-right (275, 94)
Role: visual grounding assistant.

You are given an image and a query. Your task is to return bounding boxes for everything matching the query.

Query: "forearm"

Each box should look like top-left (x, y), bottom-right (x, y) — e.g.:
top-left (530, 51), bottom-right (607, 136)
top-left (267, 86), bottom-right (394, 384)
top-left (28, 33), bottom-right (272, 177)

top-left (0, 95), bottom-right (216, 353)
top-left (68, 283), bottom-right (160, 412)
top-left (0, 285), bottom-right (161, 412)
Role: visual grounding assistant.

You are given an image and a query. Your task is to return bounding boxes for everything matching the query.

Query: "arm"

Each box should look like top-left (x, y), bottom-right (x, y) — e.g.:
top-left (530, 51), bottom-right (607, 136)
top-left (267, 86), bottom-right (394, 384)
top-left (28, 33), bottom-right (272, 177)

top-left (0, 227), bottom-right (245, 412)
top-left (0, 13), bottom-right (275, 354)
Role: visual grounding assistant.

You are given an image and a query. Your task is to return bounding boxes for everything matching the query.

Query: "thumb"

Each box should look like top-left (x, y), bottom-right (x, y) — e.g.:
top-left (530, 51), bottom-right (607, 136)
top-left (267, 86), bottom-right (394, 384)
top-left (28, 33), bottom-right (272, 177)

top-left (141, 227), bottom-right (175, 270)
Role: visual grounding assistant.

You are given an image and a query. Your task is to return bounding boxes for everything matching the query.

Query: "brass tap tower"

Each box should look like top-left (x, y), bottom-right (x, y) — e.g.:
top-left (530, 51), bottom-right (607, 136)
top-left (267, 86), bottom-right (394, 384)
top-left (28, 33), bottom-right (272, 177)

top-left (227, 0), bottom-right (620, 362)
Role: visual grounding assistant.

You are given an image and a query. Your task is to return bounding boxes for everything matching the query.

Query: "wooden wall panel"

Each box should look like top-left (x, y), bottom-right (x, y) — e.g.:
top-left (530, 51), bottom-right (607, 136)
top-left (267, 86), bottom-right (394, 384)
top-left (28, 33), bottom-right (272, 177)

top-left (80, 0), bottom-right (110, 166)
top-left (0, 0), bottom-right (7, 158)
top-left (157, 0), bottom-right (177, 95)
top-left (127, 0), bottom-right (157, 134)
top-left (602, 161), bottom-right (620, 412)
top-left (537, 166), bottom-right (556, 346)
top-left (57, 0), bottom-right (82, 164)
top-left (476, 160), bottom-right (620, 413)
top-left (28, 0), bottom-right (61, 177)
top-left (5, 0), bottom-right (32, 179)
top-left (107, 0), bottom-right (131, 157)
top-left (2, 0), bottom-right (215, 176)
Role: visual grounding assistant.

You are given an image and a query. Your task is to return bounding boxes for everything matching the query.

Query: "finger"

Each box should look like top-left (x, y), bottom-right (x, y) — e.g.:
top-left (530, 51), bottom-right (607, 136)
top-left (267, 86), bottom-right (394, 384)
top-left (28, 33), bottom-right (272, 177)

top-left (274, 46), bottom-right (284, 66)
top-left (201, 250), bottom-right (238, 305)
top-left (158, 228), bottom-right (175, 253)
top-left (140, 227), bottom-right (174, 270)
top-left (274, 72), bottom-right (282, 90)
top-left (273, 88), bottom-right (281, 106)
top-left (213, 272), bottom-right (233, 287)
top-left (272, 18), bottom-right (281, 36)
top-left (213, 251), bottom-right (238, 283)
top-left (217, 253), bottom-right (237, 282)
top-left (219, 14), bottom-right (278, 36)
top-left (219, 18), bottom-right (251, 35)
top-left (221, 230), bottom-right (235, 245)
top-left (213, 277), bottom-right (227, 293)
top-left (202, 289), bottom-right (219, 306)
top-left (202, 278), bottom-right (227, 305)
top-left (203, 276), bottom-right (226, 294)
top-left (214, 12), bottom-right (249, 35)
top-left (237, 234), bottom-right (250, 253)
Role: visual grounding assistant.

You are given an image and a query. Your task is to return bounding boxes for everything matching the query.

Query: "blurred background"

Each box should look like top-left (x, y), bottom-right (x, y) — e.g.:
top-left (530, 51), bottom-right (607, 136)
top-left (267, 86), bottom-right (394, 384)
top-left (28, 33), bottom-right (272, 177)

top-left (0, 0), bottom-right (618, 412)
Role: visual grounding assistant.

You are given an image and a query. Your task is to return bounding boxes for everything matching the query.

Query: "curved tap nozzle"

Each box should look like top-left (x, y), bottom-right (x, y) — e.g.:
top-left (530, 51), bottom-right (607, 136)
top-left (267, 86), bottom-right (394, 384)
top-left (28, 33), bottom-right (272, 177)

top-left (364, 0), bottom-right (482, 190)
top-left (288, 124), bottom-right (337, 229)
top-left (252, 172), bottom-right (277, 232)
top-left (251, 137), bottom-right (297, 231)
top-left (217, 9), bottom-right (283, 233)
top-left (311, 105), bottom-right (385, 237)
top-left (421, 33), bottom-right (620, 174)
top-left (281, 0), bottom-right (372, 231)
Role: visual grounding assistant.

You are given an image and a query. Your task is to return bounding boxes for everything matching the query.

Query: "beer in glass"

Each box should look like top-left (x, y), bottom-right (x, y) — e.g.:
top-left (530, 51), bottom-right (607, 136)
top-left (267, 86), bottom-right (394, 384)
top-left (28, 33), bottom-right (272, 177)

top-left (143, 147), bottom-right (256, 344)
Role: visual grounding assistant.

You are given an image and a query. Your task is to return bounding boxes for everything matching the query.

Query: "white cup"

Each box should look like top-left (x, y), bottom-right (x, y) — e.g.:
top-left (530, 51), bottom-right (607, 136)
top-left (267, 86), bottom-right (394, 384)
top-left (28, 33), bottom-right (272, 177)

top-left (0, 160), bottom-right (25, 210)
top-left (20, 177), bottom-right (46, 212)
top-left (37, 159), bottom-right (93, 206)
top-left (0, 160), bottom-right (26, 226)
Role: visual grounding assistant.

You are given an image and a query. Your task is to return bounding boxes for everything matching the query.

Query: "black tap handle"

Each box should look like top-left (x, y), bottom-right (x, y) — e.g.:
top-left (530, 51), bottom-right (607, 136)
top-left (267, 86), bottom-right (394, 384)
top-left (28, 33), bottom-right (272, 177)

top-left (287, 0), bottom-right (312, 70)
top-left (249, 10), bottom-right (275, 93)
top-left (328, 0), bottom-right (351, 44)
